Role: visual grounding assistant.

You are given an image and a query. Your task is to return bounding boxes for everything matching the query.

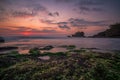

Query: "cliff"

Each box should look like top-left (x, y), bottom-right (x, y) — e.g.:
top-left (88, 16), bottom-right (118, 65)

top-left (92, 23), bottom-right (120, 38)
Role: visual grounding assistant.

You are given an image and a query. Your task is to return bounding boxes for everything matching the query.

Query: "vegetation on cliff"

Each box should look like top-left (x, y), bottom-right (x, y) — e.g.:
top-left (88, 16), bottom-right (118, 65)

top-left (93, 23), bottom-right (120, 38)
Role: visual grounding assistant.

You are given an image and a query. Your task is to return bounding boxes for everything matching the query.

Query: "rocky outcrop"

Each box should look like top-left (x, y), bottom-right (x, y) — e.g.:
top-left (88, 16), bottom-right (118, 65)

top-left (72, 32), bottom-right (85, 37)
top-left (0, 37), bottom-right (5, 43)
top-left (92, 23), bottom-right (120, 38)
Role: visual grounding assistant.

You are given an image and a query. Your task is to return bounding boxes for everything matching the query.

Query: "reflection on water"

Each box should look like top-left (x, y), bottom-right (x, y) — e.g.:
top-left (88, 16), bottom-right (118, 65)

top-left (18, 47), bottom-right (68, 54)
top-left (19, 49), bottom-right (29, 54)
top-left (0, 38), bottom-right (120, 53)
top-left (49, 47), bottom-right (68, 52)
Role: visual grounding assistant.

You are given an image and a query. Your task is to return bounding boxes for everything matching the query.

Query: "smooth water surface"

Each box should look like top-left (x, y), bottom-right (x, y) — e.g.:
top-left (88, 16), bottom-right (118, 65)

top-left (0, 38), bottom-right (120, 53)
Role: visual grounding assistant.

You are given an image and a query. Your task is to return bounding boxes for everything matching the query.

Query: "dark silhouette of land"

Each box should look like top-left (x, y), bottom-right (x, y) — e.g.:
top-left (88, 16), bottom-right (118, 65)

top-left (92, 23), bottom-right (120, 38)
top-left (68, 32), bottom-right (85, 37)
top-left (68, 23), bottom-right (120, 38)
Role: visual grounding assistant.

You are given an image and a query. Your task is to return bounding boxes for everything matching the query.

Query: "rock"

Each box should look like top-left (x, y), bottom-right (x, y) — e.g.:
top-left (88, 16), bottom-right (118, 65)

top-left (29, 48), bottom-right (40, 56)
top-left (0, 46), bottom-right (18, 51)
top-left (40, 45), bottom-right (54, 50)
top-left (0, 37), bottom-right (5, 43)
top-left (59, 45), bottom-right (76, 50)
top-left (67, 35), bottom-right (71, 37)
top-left (72, 32), bottom-right (85, 37)
top-left (38, 56), bottom-right (50, 60)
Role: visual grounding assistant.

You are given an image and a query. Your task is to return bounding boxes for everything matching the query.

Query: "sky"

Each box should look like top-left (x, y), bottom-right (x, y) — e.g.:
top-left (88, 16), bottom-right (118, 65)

top-left (0, 0), bottom-right (120, 37)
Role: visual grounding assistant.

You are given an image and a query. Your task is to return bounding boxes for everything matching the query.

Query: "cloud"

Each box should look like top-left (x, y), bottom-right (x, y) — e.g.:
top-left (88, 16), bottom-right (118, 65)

top-left (39, 19), bottom-right (70, 30)
top-left (0, 0), bottom-right (12, 5)
top-left (0, 7), bottom-right (5, 12)
top-left (13, 1), bottom-right (59, 18)
top-left (48, 12), bottom-right (59, 17)
top-left (31, 4), bottom-right (47, 12)
top-left (10, 3), bottom-right (50, 18)
top-left (69, 18), bottom-right (108, 27)
top-left (10, 26), bottom-right (57, 33)
top-left (55, 0), bottom-right (74, 3)
top-left (11, 26), bottom-right (33, 31)
top-left (0, 26), bottom-right (58, 36)
top-left (79, 6), bottom-right (103, 13)
top-left (40, 19), bottom-right (70, 30)
top-left (57, 22), bottom-right (68, 25)
top-left (29, 3), bottom-right (50, 15)
top-left (79, 6), bottom-right (90, 11)
top-left (0, 6), bottom-right (11, 22)
top-left (41, 17), bottom-right (107, 30)
top-left (78, 0), bottom-right (103, 6)
top-left (0, 0), bottom-right (59, 20)
top-left (12, 11), bottom-right (35, 18)
top-left (41, 29), bottom-right (57, 33)
top-left (0, 17), bottom-right (7, 22)
top-left (39, 19), bottom-right (56, 24)
top-left (58, 25), bottom-right (70, 29)
top-left (75, 0), bottom-right (104, 14)
top-left (57, 21), bottom-right (70, 29)
top-left (40, 16), bottom-right (108, 30)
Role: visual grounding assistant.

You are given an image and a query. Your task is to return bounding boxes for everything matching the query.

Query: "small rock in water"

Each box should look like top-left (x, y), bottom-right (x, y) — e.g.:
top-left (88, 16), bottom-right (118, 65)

top-left (40, 45), bottom-right (54, 50)
top-left (0, 46), bottom-right (18, 51)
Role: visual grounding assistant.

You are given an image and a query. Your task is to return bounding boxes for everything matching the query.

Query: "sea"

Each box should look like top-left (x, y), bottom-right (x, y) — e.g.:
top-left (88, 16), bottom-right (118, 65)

top-left (0, 37), bottom-right (120, 54)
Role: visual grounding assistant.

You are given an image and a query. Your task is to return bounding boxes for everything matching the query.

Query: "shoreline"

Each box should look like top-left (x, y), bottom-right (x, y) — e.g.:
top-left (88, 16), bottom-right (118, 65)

top-left (0, 48), bottom-right (120, 80)
top-left (0, 45), bottom-right (120, 55)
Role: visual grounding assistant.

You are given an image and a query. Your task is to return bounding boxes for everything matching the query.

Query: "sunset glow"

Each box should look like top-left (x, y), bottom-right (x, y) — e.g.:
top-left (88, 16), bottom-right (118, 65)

top-left (21, 32), bottom-right (32, 36)
top-left (0, 0), bottom-right (120, 37)
top-left (0, 1), bottom-right (120, 79)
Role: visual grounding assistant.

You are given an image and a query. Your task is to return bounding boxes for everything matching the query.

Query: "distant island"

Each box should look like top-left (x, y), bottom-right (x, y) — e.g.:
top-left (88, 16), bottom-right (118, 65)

top-left (68, 32), bottom-right (85, 37)
top-left (92, 23), bottom-right (120, 38)
top-left (0, 37), bottom-right (5, 43)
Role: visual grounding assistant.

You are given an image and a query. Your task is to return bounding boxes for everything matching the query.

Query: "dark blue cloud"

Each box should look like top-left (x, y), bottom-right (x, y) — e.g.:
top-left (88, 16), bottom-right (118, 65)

top-left (55, 0), bottom-right (74, 3)
top-left (58, 25), bottom-right (70, 30)
top-left (79, 6), bottom-right (103, 13)
top-left (48, 12), bottom-right (59, 17)
top-left (57, 22), bottom-right (70, 29)
top-left (0, 0), bottom-right (120, 25)
top-left (75, 0), bottom-right (104, 14)
top-left (69, 18), bottom-right (108, 27)
top-left (57, 22), bottom-right (68, 25)
top-left (0, 0), bottom-right (61, 20)
top-left (41, 29), bottom-right (57, 33)
top-left (78, 0), bottom-right (103, 6)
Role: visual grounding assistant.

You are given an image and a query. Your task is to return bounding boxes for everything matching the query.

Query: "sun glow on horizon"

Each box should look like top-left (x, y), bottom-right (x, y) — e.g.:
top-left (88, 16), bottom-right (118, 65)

top-left (21, 32), bottom-right (32, 36)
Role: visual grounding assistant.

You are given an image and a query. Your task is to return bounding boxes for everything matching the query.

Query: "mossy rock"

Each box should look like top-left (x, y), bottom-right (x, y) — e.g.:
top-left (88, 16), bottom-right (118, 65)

top-left (29, 48), bottom-right (40, 56)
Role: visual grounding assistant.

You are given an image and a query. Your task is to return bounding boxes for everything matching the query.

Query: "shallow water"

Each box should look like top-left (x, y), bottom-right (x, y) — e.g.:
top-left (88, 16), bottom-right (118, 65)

top-left (0, 38), bottom-right (120, 53)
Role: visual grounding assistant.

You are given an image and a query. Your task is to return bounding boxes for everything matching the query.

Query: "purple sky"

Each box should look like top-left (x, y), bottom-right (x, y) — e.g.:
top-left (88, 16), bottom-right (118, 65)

top-left (0, 0), bottom-right (120, 36)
